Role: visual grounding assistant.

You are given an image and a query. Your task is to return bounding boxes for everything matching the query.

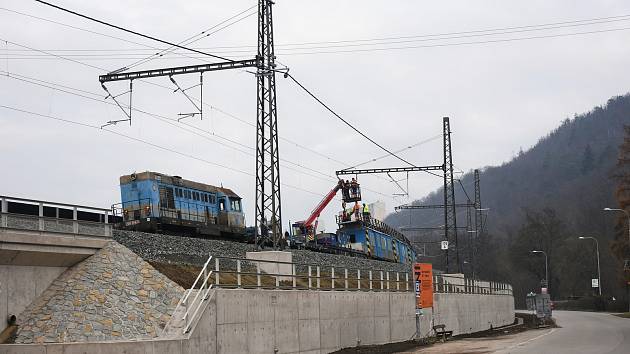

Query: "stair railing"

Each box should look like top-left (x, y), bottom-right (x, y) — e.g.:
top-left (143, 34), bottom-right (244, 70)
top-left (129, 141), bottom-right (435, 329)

top-left (162, 254), bottom-right (215, 336)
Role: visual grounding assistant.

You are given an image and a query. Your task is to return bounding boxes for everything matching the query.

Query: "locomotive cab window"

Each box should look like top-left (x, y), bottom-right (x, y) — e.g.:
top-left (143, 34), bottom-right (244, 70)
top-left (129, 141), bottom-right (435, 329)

top-left (230, 198), bottom-right (241, 212)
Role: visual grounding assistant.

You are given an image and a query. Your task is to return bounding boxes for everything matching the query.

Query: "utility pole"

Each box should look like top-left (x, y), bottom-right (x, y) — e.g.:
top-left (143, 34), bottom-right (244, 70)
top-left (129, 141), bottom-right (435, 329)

top-left (443, 117), bottom-right (459, 273)
top-left (97, 0), bottom-right (284, 249)
top-left (255, 0), bottom-right (282, 249)
top-left (473, 169), bottom-right (482, 278)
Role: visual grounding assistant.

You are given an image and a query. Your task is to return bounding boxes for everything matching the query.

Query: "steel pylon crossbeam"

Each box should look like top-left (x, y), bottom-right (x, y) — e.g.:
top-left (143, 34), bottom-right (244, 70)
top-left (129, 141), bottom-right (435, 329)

top-left (395, 203), bottom-right (473, 210)
top-left (336, 165), bottom-right (443, 175)
top-left (255, 0), bottom-right (282, 249)
top-left (98, 59), bottom-right (258, 83)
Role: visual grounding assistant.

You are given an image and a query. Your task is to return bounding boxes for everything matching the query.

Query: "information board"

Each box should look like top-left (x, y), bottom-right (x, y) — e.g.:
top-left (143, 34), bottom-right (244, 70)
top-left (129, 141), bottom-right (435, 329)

top-left (413, 263), bottom-right (433, 308)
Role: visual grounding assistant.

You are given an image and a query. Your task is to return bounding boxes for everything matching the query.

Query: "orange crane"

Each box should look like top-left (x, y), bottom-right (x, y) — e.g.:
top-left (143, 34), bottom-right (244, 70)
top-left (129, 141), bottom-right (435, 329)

top-left (292, 179), bottom-right (361, 244)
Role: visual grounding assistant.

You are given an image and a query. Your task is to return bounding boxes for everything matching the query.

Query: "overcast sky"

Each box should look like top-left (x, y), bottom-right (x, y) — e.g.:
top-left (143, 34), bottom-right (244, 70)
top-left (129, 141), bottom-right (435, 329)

top-left (2, 0), bottom-right (630, 231)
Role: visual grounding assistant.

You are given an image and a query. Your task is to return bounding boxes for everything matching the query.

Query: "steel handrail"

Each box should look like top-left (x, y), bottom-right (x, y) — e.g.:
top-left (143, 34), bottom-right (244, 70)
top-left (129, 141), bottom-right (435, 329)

top-left (211, 254), bottom-right (412, 274)
top-left (0, 195), bottom-right (111, 212)
top-left (0, 211), bottom-right (111, 226)
top-left (181, 255), bottom-right (213, 305)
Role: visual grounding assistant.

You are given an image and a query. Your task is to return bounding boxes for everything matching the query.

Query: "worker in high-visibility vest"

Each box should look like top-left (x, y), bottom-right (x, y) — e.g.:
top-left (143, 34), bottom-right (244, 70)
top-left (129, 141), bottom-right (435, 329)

top-left (362, 203), bottom-right (370, 222)
top-left (352, 201), bottom-right (361, 219)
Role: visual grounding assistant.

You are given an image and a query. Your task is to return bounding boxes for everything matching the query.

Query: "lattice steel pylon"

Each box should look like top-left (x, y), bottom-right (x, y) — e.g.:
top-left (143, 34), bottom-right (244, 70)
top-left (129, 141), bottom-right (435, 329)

top-left (255, 0), bottom-right (282, 249)
top-left (443, 117), bottom-right (460, 273)
top-left (466, 203), bottom-right (473, 276)
top-left (473, 169), bottom-right (482, 276)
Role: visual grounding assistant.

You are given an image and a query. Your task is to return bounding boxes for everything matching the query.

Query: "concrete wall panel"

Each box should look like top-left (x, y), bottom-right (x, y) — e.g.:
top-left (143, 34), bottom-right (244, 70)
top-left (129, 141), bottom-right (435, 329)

top-left (247, 291), bottom-right (273, 322)
top-left (356, 316), bottom-right (374, 345)
top-left (246, 321), bottom-right (274, 354)
top-left (216, 323), bottom-right (247, 354)
top-left (318, 319), bottom-right (340, 351)
top-left (275, 319), bottom-right (299, 353)
top-left (297, 291), bottom-right (319, 320)
top-left (390, 315), bottom-right (414, 342)
top-left (339, 318), bottom-right (359, 349)
top-left (1, 288), bottom-right (514, 354)
top-left (215, 290), bottom-right (247, 325)
top-left (152, 340), bottom-right (183, 354)
top-left (372, 292), bottom-right (390, 317)
top-left (0, 265), bottom-right (66, 335)
top-left (372, 316), bottom-right (391, 344)
top-left (298, 319), bottom-right (320, 352)
top-left (275, 291), bottom-right (298, 322)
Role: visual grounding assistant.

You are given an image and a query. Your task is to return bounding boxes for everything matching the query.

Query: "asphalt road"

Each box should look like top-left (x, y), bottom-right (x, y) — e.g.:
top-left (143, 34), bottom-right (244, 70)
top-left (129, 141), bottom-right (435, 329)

top-left (406, 311), bottom-right (630, 354)
top-left (497, 311), bottom-right (630, 354)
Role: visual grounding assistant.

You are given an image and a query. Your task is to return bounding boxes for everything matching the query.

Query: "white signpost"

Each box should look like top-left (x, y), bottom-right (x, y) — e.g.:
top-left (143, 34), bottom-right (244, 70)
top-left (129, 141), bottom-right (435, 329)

top-left (591, 278), bottom-right (599, 288)
top-left (441, 240), bottom-right (449, 250)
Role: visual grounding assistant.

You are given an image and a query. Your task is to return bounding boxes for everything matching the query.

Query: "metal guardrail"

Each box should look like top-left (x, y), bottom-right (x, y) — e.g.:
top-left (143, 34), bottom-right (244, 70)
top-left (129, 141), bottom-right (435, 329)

top-left (0, 195), bottom-right (112, 237)
top-left (212, 255), bottom-right (412, 292)
top-left (433, 274), bottom-right (513, 295)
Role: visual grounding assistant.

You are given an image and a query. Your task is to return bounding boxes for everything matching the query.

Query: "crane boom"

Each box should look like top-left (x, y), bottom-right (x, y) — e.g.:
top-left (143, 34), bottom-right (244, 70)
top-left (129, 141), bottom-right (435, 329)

top-left (302, 180), bottom-right (343, 228)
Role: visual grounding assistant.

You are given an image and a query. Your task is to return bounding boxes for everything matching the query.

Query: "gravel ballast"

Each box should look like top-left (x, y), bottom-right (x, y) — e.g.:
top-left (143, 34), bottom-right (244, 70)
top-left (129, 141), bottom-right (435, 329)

top-left (113, 230), bottom-right (411, 273)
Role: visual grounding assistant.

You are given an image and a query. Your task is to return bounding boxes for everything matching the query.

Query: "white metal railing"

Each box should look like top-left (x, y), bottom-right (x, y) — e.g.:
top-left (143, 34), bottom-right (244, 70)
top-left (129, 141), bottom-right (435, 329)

top-left (433, 274), bottom-right (513, 296)
top-left (164, 255), bottom-right (216, 335)
top-left (0, 195), bottom-right (112, 237)
top-left (211, 256), bottom-right (413, 292)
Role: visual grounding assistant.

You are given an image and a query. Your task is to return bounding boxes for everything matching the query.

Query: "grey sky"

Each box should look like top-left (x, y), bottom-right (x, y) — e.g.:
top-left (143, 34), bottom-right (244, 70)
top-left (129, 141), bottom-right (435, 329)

top-left (1, 0), bottom-right (630, 230)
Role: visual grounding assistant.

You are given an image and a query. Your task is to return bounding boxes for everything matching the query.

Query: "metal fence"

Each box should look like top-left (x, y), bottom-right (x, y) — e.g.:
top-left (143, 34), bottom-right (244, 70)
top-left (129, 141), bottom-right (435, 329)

top-left (209, 256), bottom-right (513, 295)
top-left (0, 195), bottom-right (113, 237)
top-left (211, 256), bottom-right (412, 292)
top-left (434, 273), bottom-right (513, 295)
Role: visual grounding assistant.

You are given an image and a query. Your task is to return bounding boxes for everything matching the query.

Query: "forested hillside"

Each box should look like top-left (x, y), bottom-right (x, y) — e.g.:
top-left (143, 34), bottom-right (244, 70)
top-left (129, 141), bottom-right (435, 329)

top-left (386, 93), bottom-right (630, 308)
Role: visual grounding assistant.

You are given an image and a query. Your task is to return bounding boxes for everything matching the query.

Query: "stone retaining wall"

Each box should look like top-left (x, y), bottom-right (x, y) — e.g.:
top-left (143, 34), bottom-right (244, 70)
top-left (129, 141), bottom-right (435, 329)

top-left (13, 242), bottom-right (183, 343)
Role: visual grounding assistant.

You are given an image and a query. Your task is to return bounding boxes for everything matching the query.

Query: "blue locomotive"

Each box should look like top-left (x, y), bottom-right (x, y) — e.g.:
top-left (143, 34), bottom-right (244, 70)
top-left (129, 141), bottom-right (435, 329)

top-left (113, 171), bottom-right (245, 238)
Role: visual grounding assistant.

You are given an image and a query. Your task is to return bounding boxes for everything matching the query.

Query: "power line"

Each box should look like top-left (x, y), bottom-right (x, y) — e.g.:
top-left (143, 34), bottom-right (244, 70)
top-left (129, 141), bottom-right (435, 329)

top-left (274, 26), bottom-right (630, 56)
top-left (33, 0), bottom-right (234, 63)
top-left (10, 19), bottom-right (628, 60)
top-left (0, 71), bottom-right (330, 184)
top-left (12, 12), bottom-right (630, 54)
top-left (0, 5), bottom-right (252, 72)
top-left (0, 104), bottom-right (328, 197)
top-left (1, 69), bottom-right (395, 200)
top-left (0, 37), bottom-right (357, 176)
top-left (267, 13), bottom-right (630, 47)
top-left (284, 72), bottom-right (417, 168)
top-left (123, 5), bottom-right (257, 70)
top-left (345, 134), bottom-right (443, 170)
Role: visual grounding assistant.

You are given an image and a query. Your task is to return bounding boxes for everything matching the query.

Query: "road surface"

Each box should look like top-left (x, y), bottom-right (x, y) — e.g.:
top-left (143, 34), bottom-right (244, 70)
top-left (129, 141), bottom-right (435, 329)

top-left (404, 311), bottom-right (630, 354)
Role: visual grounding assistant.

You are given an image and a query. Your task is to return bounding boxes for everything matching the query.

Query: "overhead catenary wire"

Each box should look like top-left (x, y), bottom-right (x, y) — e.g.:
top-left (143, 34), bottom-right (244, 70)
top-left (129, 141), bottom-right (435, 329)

top-left (344, 134), bottom-right (443, 170)
top-left (33, 0), bottom-right (235, 63)
top-left (123, 4), bottom-right (257, 71)
top-left (1, 69), bottom-right (396, 199)
top-left (1, 37), bottom-right (403, 196)
top-left (0, 104), bottom-right (330, 197)
top-left (0, 71), bottom-right (336, 186)
top-left (283, 72), bottom-right (417, 169)
top-left (3, 10), bottom-right (436, 194)
top-left (0, 6), bottom-right (253, 72)
top-left (8, 11), bottom-right (630, 55)
top-left (0, 34), bottom-right (351, 171)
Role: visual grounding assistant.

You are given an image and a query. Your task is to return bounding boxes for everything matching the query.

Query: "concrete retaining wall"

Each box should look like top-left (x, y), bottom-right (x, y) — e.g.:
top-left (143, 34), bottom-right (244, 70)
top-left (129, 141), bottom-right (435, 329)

top-left (0, 265), bottom-right (66, 335)
top-left (432, 293), bottom-right (515, 335)
top-left (210, 289), bottom-right (415, 354)
top-left (1, 289), bottom-right (514, 354)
